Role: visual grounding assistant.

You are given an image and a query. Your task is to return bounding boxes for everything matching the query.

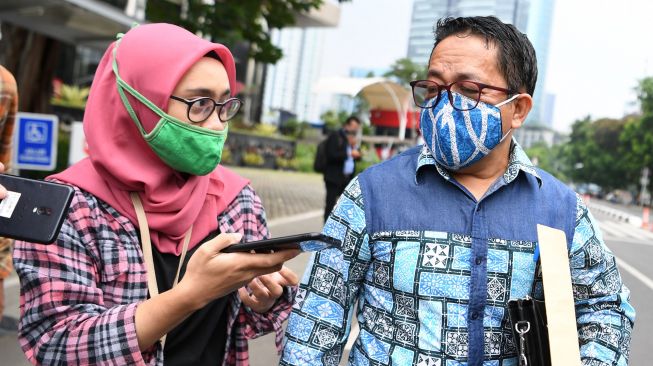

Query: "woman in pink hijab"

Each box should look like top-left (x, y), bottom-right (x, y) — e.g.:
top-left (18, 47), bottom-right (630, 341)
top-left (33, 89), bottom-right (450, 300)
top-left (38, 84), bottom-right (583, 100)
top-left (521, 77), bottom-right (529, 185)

top-left (13, 23), bottom-right (299, 366)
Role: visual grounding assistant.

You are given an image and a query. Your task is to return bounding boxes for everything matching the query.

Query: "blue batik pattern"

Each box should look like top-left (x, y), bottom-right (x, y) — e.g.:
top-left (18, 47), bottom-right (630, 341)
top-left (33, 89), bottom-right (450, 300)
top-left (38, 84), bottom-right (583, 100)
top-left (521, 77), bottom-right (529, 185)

top-left (280, 144), bottom-right (634, 366)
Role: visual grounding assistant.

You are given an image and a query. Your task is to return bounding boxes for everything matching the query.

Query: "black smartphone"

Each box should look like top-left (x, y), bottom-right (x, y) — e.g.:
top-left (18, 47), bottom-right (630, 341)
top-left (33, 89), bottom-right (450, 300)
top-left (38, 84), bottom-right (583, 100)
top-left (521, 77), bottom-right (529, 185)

top-left (222, 232), bottom-right (341, 253)
top-left (0, 174), bottom-right (74, 244)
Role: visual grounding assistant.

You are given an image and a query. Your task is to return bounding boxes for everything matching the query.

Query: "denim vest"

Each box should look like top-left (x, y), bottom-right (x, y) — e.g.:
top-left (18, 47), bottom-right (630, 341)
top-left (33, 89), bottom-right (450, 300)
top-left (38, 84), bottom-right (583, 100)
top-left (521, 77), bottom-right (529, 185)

top-left (356, 145), bottom-right (577, 365)
top-left (358, 146), bottom-right (576, 247)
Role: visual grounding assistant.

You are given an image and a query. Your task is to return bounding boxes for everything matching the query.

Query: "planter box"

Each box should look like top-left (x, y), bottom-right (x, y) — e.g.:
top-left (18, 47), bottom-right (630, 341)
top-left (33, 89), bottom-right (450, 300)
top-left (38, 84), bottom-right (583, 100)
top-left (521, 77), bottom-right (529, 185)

top-left (225, 131), bottom-right (296, 170)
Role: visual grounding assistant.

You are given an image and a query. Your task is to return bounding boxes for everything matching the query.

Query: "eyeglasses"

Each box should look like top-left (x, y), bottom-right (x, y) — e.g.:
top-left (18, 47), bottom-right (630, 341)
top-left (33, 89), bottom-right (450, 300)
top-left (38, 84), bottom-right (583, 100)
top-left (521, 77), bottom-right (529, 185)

top-left (170, 95), bottom-right (242, 123)
top-left (409, 80), bottom-right (516, 111)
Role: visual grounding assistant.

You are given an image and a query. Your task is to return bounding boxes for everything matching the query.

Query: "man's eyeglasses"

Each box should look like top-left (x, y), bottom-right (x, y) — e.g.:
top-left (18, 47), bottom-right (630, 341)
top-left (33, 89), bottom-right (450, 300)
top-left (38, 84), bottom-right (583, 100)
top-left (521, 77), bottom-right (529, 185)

top-left (170, 95), bottom-right (242, 123)
top-left (409, 80), bottom-right (516, 111)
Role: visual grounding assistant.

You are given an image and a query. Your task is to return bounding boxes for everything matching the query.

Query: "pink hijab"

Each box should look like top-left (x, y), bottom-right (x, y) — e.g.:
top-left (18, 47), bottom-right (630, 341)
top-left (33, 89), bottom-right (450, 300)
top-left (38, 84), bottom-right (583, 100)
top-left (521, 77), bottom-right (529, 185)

top-left (52, 23), bottom-right (249, 255)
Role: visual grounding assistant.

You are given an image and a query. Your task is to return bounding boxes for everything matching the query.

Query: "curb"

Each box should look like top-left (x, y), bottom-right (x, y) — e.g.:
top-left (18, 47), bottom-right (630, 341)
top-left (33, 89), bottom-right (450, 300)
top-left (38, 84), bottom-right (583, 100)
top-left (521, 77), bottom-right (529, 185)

top-left (587, 202), bottom-right (643, 227)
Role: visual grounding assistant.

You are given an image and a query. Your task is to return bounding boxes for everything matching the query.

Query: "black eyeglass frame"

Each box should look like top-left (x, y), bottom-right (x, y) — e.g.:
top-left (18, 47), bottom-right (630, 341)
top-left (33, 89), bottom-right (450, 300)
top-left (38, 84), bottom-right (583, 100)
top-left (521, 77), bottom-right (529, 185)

top-left (409, 79), bottom-right (517, 111)
top-left (169, 95), bottom-right (242, 123)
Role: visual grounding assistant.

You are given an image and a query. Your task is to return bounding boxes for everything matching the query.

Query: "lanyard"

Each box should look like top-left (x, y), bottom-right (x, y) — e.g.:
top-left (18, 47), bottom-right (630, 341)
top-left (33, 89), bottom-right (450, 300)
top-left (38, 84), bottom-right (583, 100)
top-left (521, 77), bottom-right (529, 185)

top-left (130, 192), bottom-right (192, 349)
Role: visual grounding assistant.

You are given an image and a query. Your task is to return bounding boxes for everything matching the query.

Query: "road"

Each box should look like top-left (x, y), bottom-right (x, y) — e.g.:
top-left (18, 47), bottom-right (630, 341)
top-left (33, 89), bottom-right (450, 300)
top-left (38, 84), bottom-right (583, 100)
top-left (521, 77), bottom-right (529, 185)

top-left (2, 210), bottom-right (651, 365)
top-left (593, 210), bottom-right (653, 366)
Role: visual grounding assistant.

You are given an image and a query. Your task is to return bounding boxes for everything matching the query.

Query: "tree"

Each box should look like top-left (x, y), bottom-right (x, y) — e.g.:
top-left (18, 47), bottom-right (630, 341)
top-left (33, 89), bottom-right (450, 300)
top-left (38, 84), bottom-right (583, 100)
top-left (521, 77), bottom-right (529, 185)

top-left (621, 77), bottom-right (653, 190)
top-left (635, 77), bottom-right (653, 115)
top-left (525, 142), bottom-right (567, 182)
top-left (320, 110), bottom-right (349, 133)
top-left (383, 58), bottom-right (427, 87)
top-left (562, 116), bottom-right (630, 192)
top-left (145, 0), bottom-right (323, 64)
top-left (0, 23), bottom-right (61, 113)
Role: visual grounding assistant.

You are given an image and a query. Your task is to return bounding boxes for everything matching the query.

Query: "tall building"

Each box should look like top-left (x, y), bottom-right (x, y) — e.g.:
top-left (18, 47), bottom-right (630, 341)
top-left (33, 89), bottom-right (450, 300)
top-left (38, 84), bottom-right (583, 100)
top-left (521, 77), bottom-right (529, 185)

top-left (262, 28), bottom-right (326, 125)
top-left (407, 0), bottom-right (529, 65)
top-left (406, 0), bottom-right (556, 127)
top-left (525, 0), bottom-right (555, 127)
top-left (261, 1), bottom-right (342, 125)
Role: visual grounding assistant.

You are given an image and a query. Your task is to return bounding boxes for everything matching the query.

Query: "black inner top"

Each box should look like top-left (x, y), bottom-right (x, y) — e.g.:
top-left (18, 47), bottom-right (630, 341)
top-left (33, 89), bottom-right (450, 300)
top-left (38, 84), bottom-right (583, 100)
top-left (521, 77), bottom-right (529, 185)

top-left (151, 229), bottom-right (230, 366)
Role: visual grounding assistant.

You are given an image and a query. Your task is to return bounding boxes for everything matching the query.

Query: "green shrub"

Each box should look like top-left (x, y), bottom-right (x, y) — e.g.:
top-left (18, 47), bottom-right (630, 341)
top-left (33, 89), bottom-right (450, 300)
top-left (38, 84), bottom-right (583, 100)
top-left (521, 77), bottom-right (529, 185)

top-left (295, 143), bottom-right (317, 173)
top-left (51, 84), bottom-right (89, 109)
top-left (242, 152), bottom-right (264, 166)
top-left (275, 157), bottom-right (299, 170)
top-left (221, 145), bottom-right (232, 165)
top-left (252, 123), bottom-right (278, 136)
top-left (355, 144), bottom-right (381, 175)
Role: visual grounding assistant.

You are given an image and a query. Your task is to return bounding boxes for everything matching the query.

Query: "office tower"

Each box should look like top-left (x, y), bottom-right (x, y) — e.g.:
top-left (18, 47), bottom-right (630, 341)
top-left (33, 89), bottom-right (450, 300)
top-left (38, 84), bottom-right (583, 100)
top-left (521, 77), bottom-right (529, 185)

top-left (406, 0), bottom-right (556, 127)
top-left (262, 28), bottom-right (326, 125)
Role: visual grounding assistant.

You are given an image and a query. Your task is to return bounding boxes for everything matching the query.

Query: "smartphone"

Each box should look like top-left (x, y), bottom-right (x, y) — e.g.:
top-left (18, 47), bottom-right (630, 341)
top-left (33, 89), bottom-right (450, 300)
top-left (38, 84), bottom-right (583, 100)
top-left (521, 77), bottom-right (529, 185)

top-left (0, 174), bottom-right (74, 244)
top-left (222, 232), bottom-right (341, 253)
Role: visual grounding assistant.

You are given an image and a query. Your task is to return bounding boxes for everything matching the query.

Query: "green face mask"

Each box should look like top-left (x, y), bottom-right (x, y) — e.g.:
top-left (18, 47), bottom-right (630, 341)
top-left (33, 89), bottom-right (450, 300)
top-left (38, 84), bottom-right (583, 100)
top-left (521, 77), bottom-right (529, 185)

top-left (111, 37), bottom-right (227, 176)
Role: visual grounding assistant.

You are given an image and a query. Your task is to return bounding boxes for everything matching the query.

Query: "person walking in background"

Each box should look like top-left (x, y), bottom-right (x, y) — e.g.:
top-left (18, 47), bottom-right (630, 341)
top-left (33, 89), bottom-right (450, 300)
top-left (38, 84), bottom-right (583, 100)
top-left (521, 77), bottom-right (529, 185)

top-left (0, 65), bottom-right (17, 327)
top-left (13, 23), bottom-right (299, 366)
top-left (281, 16), bottom-right (634, 365)
top-left (322, 116), bottom-right (361, 222)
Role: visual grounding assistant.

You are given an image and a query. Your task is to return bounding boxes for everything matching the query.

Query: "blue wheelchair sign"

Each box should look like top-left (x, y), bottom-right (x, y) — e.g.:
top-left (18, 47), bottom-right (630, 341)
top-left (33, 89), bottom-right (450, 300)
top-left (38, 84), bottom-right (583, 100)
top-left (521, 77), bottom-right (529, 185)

top-left (14, 112), bottom-right (59, 171)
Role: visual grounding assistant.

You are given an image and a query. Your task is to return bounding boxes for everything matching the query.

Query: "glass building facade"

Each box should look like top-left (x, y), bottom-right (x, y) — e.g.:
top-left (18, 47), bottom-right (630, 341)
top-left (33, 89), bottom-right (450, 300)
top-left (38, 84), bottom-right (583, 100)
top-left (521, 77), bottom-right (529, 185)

top-left (406, 0), bottom-right (556, 127)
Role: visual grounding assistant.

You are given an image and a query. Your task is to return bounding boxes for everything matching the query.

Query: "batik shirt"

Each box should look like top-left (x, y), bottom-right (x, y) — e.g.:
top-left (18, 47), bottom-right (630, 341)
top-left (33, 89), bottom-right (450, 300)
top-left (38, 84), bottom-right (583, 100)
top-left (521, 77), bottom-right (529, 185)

top-left (14, 183), bottom-right (294, 365)
top-left (281, 143), bottom-right (635, 366)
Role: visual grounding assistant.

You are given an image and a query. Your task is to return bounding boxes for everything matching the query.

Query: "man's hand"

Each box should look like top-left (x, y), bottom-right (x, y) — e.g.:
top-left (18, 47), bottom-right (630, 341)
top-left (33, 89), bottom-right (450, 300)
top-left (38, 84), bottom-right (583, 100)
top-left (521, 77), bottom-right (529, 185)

top-left (238, 266), bottom-right (299, 313)
top-left (347, 134), bottom-right (357, 147)
top-left (351, 149), bottom-right (362, 159)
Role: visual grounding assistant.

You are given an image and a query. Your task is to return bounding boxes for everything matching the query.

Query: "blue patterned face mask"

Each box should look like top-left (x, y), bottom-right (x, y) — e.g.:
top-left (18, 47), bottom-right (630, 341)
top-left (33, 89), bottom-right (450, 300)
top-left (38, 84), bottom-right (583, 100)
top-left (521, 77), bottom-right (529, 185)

top-left (419, 90), bottom-right (518, 170)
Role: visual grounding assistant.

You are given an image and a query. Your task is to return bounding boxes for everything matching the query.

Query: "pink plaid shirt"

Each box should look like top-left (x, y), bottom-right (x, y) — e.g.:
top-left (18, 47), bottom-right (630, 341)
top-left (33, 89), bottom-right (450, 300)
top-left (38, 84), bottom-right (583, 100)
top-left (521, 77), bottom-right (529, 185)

top-left (14, 182), bottom-right (295, 365)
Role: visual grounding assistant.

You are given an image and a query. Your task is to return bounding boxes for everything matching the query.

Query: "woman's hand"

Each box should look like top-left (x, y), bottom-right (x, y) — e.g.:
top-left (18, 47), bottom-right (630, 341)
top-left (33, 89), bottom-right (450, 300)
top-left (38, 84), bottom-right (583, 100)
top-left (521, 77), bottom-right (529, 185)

top-left (136, 233), bottom-right (299, 350)
top-left (238, 266), bottom-right (299, 313)
top-left (176, 233), bottom-right (300, 311)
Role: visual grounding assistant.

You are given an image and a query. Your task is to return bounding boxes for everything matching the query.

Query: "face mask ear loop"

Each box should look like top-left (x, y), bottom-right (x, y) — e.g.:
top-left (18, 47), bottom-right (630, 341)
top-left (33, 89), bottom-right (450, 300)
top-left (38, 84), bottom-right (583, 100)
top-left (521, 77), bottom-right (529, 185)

top-left (495, 93), bottom-right (520, 108)
top-left (111, 39), bottom-right (148, 136)
top-left (499, 128), bottom-right (513, 144)
top-left (111, 37), bottom-right (182, 134)
top-left (494, 94), bottom-right (520, 143)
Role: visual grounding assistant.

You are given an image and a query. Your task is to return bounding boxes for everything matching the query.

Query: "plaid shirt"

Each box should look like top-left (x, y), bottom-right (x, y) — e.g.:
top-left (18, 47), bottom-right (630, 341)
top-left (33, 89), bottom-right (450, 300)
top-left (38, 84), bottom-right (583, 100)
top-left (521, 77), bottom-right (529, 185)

top-left (14, 182), bottom-right (295, 365)
top-left (0, 65), bottom-right (17, 280)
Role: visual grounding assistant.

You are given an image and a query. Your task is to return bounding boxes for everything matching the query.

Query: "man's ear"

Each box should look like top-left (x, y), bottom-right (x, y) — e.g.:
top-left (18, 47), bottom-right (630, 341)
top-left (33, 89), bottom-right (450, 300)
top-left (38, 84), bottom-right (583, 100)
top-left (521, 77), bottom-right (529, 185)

top-left (510, 93), bottom-right (533, 129)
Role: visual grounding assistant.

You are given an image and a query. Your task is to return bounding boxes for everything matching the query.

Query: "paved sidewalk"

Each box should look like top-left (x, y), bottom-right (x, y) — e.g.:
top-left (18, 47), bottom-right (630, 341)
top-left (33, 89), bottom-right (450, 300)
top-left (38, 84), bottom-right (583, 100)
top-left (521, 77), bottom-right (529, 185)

top-left (230, 167), bottom-right (325, 221)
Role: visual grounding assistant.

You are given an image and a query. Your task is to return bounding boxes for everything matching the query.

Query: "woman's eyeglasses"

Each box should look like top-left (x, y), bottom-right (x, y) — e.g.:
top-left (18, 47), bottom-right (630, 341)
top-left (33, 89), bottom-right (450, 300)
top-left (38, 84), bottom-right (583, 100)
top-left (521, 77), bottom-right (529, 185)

top-left (170, 95), bottom-right (242, 123)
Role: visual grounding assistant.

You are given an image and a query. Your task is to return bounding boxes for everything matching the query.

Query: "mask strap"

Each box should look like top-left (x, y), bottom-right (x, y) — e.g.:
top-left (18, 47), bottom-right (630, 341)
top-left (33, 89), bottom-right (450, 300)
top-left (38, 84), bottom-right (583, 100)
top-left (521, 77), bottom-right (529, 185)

top-left (111, 37), bottom-right (188, 135)
top-left (495, 94), bottom-right (519, 143)
top-left (495, 93), bottom-right (520, 108)
top-left (499, 128), bottom-right (512, 143)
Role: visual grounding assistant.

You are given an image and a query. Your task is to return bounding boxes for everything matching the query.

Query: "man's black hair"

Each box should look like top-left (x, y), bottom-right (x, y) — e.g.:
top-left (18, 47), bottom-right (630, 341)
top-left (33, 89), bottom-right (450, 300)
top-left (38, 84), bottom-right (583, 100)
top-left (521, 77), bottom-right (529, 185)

top-left (433, 16), bottom-right (538, 96)
top-left (344, 115), bottom-right (361, 126)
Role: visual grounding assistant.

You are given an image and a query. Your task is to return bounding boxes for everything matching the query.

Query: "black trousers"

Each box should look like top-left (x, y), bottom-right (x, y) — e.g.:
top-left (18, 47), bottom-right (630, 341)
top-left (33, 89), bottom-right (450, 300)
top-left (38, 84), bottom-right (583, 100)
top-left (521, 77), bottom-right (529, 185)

top-left (324, 179), bottom-right (350, 222)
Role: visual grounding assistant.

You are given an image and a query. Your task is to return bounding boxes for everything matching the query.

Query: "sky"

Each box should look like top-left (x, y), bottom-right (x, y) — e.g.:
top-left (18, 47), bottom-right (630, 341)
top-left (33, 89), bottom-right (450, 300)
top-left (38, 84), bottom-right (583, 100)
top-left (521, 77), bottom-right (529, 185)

top-left (319, 0), bottom-right (653, 132)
